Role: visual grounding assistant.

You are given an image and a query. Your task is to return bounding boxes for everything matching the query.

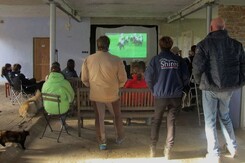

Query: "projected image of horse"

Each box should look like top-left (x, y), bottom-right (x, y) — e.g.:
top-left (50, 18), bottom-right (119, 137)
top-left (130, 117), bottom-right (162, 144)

top-left (106, 33), bottom-right (147, 58)
top-left (117, 35), bottom-right (130, 50)
top-left (117, 41), bottom-right (125, 50)
top-left (130, 34), bottom-right (143, 46)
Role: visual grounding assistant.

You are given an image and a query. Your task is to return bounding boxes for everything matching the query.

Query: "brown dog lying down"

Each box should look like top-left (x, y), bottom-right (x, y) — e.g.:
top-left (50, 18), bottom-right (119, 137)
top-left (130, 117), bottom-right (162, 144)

top-left (19, 90), bottom-right (43, 118)
top-left (0, 130), bottom-right (30, 150)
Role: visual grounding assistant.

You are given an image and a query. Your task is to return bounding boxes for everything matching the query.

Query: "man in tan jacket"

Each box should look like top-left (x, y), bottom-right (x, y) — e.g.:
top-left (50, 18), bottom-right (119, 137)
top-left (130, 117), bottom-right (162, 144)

top-left (81, 35), bottom-right (127, 150)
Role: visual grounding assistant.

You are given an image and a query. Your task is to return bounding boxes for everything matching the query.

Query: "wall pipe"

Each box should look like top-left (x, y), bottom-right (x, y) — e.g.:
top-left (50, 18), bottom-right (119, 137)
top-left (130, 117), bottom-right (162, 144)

top-left (50, 1), bottom-right (56, 65)
top-left (206, 4), bottom-right (212, 34)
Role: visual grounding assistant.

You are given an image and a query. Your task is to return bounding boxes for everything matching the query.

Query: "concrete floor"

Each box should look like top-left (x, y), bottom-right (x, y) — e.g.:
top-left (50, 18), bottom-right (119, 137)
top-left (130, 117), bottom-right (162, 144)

top-left (0, 85), bottom-right (245, 163)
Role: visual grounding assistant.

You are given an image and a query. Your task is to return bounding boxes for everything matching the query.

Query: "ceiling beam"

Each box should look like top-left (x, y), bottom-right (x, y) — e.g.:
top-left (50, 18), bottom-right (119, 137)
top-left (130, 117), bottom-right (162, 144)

top-left (167, 0), bottom-right (216, 23)
top-left (44, 0), bottom-right (82, 22)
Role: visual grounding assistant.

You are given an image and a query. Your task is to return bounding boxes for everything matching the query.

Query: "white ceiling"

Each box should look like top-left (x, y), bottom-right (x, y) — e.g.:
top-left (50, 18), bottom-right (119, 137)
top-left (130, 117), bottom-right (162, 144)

top-left (68, 0), bottom-right (196, 19)
top-left (0, 0), bottom-right (203, 19)
top-left (0, 0), bottom-right (244, 20)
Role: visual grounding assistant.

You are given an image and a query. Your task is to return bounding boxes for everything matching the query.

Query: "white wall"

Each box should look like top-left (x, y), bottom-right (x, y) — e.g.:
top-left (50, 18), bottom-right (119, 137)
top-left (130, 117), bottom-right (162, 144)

top-left (160, 19), bottom-right (206, 58)
top-left (0, 17), bottom-right (90, 83)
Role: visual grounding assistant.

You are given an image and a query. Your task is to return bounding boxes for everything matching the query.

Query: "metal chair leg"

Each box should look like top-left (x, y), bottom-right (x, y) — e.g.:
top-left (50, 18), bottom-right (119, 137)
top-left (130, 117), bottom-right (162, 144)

top-left (40, 123), bottom-right (49, 139)
top-left (57, 114), bottom-right (69, 142)
top-left (57, 126), bottom-right (63, 143)
top-left (40, 113), bottom-right (53, 139)
top-left (60, 115), bottom-right (69, 134)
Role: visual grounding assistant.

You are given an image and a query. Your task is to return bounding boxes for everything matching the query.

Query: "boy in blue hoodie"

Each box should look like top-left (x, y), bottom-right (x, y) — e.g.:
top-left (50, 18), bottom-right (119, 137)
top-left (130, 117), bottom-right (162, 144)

top-left (145, 36), bottom-right (189, 159)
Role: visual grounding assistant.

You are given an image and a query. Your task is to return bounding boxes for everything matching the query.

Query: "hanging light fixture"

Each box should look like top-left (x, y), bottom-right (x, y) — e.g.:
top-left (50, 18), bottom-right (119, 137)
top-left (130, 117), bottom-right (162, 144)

top-left (65, 16), bottom-right (72, 31)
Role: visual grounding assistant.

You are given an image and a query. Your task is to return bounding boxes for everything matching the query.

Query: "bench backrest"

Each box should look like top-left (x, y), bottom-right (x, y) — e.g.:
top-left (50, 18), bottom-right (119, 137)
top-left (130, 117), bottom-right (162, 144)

top-left (77, 88), bottom-right (154, 111)
top-left (120, 88), bottom-right (154, 110)
top-left (67, 78), bottom-right (81, 92)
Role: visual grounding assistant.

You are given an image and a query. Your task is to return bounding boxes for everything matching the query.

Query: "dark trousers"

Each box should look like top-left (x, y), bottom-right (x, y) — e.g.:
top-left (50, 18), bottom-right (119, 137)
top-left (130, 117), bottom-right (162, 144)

top-left (151, 98), bottom-right (181, 148)
top-left (92, 100), bottom-right (124, 144)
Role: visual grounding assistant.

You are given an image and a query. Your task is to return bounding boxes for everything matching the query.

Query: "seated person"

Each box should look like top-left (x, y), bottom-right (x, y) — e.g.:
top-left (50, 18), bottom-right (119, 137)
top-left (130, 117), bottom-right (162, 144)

top-left (42, 63), bottom-right (75, 127)
top-left (123, 61), bottom-right (149, 106)
top-left (11, 63), bottom-right (44, 93)
top-left (1, 63), bottom-right (12, 83)
top-left (124, 73), bottom-right (148, 88)
top-left (124, 61), bottom-right (147, 88)
top-left (62, 59), bottom-right (78, 78)
top-left (45, 62), bottom-right (61, 81)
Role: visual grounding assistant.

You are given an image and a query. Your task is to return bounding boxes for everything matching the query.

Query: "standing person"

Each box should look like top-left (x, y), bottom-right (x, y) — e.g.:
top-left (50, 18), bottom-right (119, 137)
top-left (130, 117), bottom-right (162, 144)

top-left (192, 17), bottom-right (245, 162)
top-left (170, 46), bottom-right (180, 56)
top-left (62, 59), bottom-right (78, 78)
top-left (81, 35), bottom-right (127, 150)
top-left (184, 45), bottom-right (196, 77)
top-left (145, 36), bottom-right (189, 159)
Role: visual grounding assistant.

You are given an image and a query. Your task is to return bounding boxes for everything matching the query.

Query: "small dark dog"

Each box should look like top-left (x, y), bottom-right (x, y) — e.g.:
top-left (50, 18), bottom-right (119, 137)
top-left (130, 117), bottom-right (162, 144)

top-left (0, 130), bottom-right (30, 150)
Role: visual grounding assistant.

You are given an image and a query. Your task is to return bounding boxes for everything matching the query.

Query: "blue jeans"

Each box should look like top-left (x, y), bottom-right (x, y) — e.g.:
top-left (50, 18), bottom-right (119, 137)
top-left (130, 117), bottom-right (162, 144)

top-left (202, 90), bottom-right (237, 156)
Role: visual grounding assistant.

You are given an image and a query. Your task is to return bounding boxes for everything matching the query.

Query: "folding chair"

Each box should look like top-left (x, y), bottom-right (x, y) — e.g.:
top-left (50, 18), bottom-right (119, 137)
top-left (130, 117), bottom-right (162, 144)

top-left (9, 73), bottom-right (34, 105)
top-left (40, 93), bottom-right (69, 142)
top-left (8, 74), bottom-right (26, 105)
top-left (2, 74), bottom-right (16, 103)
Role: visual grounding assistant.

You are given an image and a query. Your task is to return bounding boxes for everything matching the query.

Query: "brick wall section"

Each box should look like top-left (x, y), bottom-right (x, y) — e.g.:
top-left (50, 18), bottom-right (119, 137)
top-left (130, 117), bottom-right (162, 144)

top-left (219, 5), bottom-right (245, 46)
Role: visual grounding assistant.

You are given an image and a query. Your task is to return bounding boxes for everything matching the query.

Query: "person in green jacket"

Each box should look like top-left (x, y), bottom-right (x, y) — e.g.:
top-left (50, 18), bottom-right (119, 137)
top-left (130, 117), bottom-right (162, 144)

top-left (42, 63), bottom-right (75, 126)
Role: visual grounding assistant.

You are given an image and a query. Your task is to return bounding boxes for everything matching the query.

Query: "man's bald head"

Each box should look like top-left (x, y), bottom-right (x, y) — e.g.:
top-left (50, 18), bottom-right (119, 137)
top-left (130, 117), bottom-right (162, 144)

top-left (210, 17), bottom-right (225, 32)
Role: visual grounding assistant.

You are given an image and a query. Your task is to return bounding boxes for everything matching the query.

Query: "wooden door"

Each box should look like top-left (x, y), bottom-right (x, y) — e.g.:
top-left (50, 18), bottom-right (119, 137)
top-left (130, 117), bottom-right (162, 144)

top-left (33, 38), bottom-right (50, 81)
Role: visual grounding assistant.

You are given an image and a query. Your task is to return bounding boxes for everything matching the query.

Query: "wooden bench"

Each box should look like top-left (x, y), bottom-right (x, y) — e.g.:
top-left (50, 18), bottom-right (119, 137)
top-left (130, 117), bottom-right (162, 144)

top-left (67, 77), bottom-right (86, 115)
top-left (67, 78), bottom-right (81, 115)
top-left (76, 88), bottom-right (155, 137)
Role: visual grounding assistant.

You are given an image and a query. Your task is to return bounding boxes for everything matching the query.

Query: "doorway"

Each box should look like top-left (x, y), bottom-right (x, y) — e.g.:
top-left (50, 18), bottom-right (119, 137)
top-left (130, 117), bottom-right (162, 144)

top-left (33, 37), bottom-right (50, 81)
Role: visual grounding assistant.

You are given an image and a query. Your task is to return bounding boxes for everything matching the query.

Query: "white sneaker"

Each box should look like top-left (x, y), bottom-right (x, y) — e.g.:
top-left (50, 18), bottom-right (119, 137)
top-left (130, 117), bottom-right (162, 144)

top-left (164, 147), bottom-right (172, 160)
top-left (149, 145), bottom-right (156, 157)
top-left (205, 154), bottom-right (221, 163)
top-left (223, 144), bottom-right (238, 158)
